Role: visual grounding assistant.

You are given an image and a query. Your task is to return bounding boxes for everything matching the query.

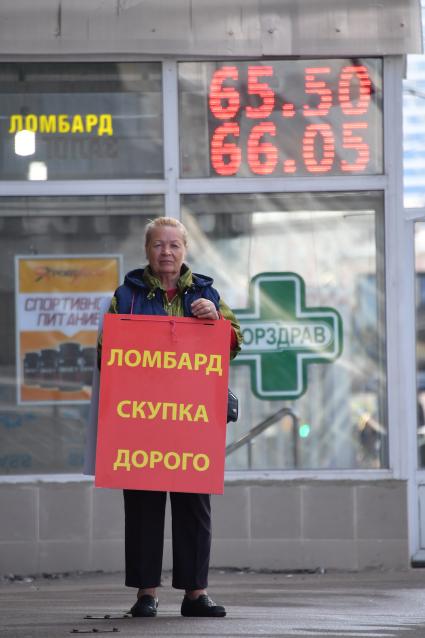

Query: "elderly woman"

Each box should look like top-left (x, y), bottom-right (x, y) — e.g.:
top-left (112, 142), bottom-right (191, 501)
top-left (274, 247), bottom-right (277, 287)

top-left (101, 216), bottom-right (241, 618)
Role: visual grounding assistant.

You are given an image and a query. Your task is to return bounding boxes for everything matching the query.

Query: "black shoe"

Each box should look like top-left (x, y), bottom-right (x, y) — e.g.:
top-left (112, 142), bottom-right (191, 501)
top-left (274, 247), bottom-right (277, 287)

top-left (181, 594), bottom-right (226, 617)
top-left (130, 594), bottom-right (158, 617)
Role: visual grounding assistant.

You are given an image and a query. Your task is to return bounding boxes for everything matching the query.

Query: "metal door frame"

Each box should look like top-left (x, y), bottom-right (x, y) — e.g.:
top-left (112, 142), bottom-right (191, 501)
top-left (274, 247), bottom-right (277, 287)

top-left (404, 206), bottom-right (425, 562)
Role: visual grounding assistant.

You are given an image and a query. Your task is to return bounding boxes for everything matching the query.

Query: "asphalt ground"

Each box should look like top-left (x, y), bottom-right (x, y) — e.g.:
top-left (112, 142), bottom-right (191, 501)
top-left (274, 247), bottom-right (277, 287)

top-left (2, 568), bottom-right (425, 638)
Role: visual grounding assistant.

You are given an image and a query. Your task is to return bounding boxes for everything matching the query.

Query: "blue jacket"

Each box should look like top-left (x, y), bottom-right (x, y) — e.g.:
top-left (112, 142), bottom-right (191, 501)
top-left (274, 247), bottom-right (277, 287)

top-left (114, 266), bottom-right (221, 317)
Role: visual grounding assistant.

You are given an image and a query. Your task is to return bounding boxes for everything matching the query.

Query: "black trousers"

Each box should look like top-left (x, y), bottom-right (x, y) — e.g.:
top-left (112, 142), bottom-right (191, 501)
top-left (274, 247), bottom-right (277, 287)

top-left (123, 489), bottom-right (211, 590)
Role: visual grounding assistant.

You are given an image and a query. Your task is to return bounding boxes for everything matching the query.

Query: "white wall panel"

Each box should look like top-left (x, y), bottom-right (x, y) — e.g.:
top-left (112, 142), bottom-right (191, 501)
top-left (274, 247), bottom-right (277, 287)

top-left (0, 0), bottom-right (420, 57)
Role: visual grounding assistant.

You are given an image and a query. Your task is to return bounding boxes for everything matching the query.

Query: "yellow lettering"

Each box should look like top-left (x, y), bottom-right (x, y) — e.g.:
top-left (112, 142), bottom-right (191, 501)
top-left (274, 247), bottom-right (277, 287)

top-left (39, 114), bottom-right (57, 133)
top-left (194, 353), bottom-right (208, 371)
top-left (113, 449), bottom-right (131, 471)
top-left (85, 114), bottom-right (98, 133)
top-left (181, 452), bottom-right (194, 470)
top-left (107, 348), bottom-right (123, 366)
top-left (71, 114), bottom-right (84, 133)
top-left (193, 453), bottom-right (210, 472)
top-left (178, 403), bottom-right (193, 421)
top-left (113, 448), bottom-right (210, 473)
top-left (142, 350), bottom-right (162, 368)
top-left (117, 400), bottom-right (131, 418)
top-left (193, 404), bottom-right (209, 422)
top-left (9, 115), bottom-right (23, 133)
top-left (206, 354), bottom-right (223, 376)
top-left (147, 401), bottom-right (161, 419)
top-left (163, 352), bottom-right (177, 369)
top-left (131, 401), bottom-right (146, 418)
top-left (98, 114), bottom-right (114, 136)
top-left (177, 352), bottom-right (193, 370)
top-left (131, 449), bottom-right (148, 468)
top-left (25, 114), bottom-right (38, 132)
top-left (149, 450), bottom-right (163, 468)
top-left (162, 402), bottom-right (177, 420)
top-left (58, 114), bottom-right (71, 133)
top-left (124, 349), bottom-right (142, 367)
top-left (163, 452), bottom-right (181, 470)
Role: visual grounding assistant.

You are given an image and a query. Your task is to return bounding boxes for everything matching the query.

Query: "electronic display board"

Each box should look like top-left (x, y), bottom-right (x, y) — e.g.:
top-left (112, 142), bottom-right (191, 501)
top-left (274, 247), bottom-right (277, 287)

top-left (179, 59), bottom-right (383, 178)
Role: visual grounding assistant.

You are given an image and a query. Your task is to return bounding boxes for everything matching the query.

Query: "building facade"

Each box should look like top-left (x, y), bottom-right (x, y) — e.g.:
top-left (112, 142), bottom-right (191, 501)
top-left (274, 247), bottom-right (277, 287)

top-left (0, 0), bottom-right (423, 575)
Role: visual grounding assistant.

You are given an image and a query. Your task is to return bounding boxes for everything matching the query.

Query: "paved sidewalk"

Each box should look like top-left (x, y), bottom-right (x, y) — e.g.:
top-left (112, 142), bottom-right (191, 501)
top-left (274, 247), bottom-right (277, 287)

top-left (2, 568), bottom-right (425, 637)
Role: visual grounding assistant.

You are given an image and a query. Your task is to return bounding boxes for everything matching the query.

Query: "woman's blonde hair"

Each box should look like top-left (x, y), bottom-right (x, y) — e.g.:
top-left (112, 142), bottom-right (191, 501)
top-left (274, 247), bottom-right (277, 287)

top-left (144, 217), bottom-right (188, 248)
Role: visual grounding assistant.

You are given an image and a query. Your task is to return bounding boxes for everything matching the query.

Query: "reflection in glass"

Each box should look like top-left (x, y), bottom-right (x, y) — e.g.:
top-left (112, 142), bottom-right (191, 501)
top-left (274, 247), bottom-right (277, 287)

top-left (182, 191), bottom-right (386, 470)
top-left (0, 63), bottom-right (163, 180)
top-left (0, 195), bottom-right (163, 475)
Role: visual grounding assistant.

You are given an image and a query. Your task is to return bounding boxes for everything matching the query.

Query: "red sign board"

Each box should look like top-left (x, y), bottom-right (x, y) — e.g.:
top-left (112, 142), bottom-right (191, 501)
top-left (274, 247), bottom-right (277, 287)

top-left (95, 314), bottom-right (231, 494)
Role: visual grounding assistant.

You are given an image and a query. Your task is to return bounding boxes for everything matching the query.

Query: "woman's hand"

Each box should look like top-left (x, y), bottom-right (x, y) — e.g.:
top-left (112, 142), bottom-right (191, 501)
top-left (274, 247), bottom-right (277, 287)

top-left (191, 298), bottom-right (219, 320)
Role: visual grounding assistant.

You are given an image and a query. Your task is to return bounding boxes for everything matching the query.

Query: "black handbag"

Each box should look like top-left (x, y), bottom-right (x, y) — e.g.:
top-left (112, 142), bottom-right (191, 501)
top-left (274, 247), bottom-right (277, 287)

top-left (227, 388), bottom-right (238, 423)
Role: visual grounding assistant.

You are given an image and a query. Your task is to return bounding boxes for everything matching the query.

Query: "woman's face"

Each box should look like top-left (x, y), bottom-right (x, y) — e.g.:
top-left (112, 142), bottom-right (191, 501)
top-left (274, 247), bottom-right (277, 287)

top-left (146, 226), bottom-right (187, 282)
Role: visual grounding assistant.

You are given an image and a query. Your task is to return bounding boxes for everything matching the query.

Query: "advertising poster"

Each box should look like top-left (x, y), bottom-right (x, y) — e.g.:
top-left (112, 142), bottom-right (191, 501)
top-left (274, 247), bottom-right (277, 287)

top-left (95, 314), bottom-right (231, 494)
top-left (15, 255), bottom-right (121, 405)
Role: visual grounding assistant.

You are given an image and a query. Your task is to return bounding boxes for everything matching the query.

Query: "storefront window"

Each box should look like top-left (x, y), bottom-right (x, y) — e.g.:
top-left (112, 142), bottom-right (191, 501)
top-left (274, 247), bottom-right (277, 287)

top-left (179, 59), bottom-right (383, 178)
top-left (0, 63), bottom-right (163, 180)
top-left (182, 191), bottom-right (387, 469)
top-left (0, 195), bottom-right (163, 474)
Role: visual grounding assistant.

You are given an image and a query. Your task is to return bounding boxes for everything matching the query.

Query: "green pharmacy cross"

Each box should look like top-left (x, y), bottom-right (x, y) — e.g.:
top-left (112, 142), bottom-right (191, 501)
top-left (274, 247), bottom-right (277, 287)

top-left (233, 272), bottom-right (343, 400)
